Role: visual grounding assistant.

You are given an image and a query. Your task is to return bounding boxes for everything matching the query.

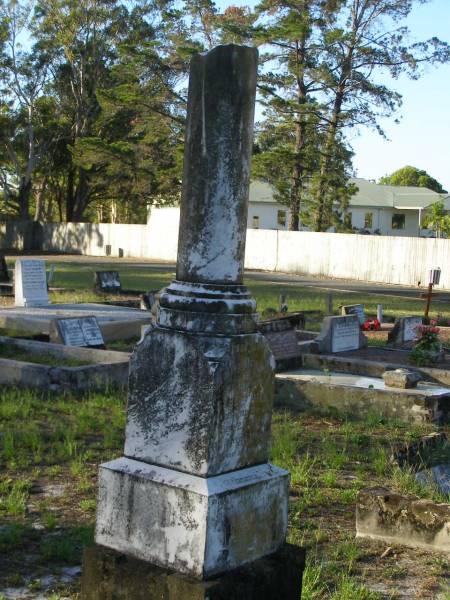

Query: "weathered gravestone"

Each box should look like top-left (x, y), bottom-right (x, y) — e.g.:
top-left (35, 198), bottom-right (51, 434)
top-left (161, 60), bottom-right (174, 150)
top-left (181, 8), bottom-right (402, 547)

top-left (258, 319), bottom-right (302, 370)
top-left (84, 45), bottom-right (302, 599)
top-left (0, 255), bottom-right (9, 283)
top-left (94, 271), bottom-right (121, 294)
top-left (387, 316), bottom-right (423, 348)
top-left (341, 303), bottom-right (366, 325)
top-left (49, 316), bottom-right (105, 348)
top-left (316, 314), bottom-right (367, 353)
top-left (15, 259), bottom-right (49, 307)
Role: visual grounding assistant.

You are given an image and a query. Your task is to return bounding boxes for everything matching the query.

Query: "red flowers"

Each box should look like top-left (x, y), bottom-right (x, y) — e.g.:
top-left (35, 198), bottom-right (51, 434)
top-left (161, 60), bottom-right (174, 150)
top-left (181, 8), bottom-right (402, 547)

top-left (361, 318), bottom-right (381, 331)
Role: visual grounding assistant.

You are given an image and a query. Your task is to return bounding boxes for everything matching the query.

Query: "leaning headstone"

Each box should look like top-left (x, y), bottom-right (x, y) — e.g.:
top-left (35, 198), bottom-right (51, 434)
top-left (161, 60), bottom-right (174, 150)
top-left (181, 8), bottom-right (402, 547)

top-left (15, 259), bottom-right (49, 307)
top-left (94, 271), bottom-right (121, 294)
top-left (387, 316), bottom-right (423, 348)
top-left (49, 316), bottom-right (105, 348)
top-left (341, 303), bottom-right (366, 325)
top-left (0, 255), bottom-right (9, 283)
top-left (87, 45), bottom-right (300, 598)
top-left (316, 314), bottom-right (367, 353)
top-left (258, 319), bottom-right (301, 370)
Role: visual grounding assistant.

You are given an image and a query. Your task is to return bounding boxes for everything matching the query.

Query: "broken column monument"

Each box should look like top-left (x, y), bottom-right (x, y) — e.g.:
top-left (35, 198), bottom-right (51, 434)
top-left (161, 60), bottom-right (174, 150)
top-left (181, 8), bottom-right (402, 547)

top-left (84, 45), bottom-right (303, 598)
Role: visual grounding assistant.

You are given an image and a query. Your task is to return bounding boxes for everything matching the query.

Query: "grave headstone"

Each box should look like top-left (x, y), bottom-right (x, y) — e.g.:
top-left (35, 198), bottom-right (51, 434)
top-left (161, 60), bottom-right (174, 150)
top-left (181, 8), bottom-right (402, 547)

top-left (387, 316), bottom-right (422, 348)
top-left (15, 259), bottom-right (49, 307)
top-left (258, 319), bottom-right (301, 370)
top-left (91, 44), bottom-right (297, 597)
top-left (0, 255), bottom-right (9, 283)
top-left (49, 316), bottom-right (105, 348)
top-left (316, 314), bottom-right (367, 353)
top-left (94, 271), bottom-right (121, 294)
top-left (341, 303), bottom-right (366, 325)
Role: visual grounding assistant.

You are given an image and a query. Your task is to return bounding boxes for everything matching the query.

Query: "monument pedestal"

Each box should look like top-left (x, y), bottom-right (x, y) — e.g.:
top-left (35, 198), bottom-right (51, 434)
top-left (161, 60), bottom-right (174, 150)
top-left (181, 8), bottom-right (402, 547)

top-left (82, 543), bottom-right (305, 600)
top-left (96, 458), bottom-right (289, 579)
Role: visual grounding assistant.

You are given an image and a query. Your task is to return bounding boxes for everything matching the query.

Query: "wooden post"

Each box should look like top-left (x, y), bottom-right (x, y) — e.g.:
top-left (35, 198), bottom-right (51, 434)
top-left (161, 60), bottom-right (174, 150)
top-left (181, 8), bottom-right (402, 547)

top-left (424, 283), bottom-right (433, 319)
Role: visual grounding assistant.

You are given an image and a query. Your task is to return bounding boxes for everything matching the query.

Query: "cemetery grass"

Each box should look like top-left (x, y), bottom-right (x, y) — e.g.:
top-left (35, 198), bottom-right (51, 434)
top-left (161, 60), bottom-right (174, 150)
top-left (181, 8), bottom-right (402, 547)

top-left (1, 388), bottom-right (449, 599)
top-left (5, 259), bottom-right (450, 327)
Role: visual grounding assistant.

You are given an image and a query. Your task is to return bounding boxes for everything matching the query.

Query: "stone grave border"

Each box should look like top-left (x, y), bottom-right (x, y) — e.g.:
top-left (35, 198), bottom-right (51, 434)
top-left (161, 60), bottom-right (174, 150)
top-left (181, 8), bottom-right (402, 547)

top-left (0, 336), bottom-right (130, 391)
top-left (275, 369), bottom-right (450, 424)
top-left (356, 487), bottom-right (449, 554)
top-left (302, 352), bottom-right (450, 386)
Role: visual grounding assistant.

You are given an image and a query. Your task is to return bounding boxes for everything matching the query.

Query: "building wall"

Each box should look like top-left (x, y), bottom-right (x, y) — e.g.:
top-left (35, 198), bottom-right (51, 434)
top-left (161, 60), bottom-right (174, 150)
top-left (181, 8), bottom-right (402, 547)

top-left (247, 202), bottom-right (289, 230)
top-left (347, 207), bottom-right (420, 236)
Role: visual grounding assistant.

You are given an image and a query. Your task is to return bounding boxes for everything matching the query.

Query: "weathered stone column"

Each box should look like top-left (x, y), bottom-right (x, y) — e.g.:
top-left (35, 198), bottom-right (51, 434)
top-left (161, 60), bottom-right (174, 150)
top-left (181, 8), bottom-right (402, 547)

top-left (93, 45), bottom-right (290, 582)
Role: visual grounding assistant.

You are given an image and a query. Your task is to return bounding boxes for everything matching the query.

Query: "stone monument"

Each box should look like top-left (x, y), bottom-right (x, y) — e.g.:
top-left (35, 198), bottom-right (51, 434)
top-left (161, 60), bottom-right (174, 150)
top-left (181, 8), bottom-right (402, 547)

top-left (84, 45), bottom-right (303, 599)
top-left (316, 314), bottom-right (367, 353)
top-left (15, 259), bottom-right (49, 307)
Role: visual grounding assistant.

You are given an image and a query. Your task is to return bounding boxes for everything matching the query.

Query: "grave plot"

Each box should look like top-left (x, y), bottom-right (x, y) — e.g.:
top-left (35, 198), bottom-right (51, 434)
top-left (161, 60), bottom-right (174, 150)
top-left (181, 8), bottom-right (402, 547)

top-left (0, 336), bottom-right (130, 391)
top-left (275, 369), bottom-right (450, 424)
top-left (0, 303), bottom-right (152, 342)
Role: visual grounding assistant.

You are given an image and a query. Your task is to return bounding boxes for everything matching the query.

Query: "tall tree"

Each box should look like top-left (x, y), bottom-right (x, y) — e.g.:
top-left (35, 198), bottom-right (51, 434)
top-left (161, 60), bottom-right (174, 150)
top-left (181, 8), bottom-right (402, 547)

top-left (380, 165), bottom-right (447, 193)
top-left (254, 0), bottom-right (342, 230)
top-left (311, 0), bottom-right (450, 231)
top-left (0, 0), bottom-right (53, 219)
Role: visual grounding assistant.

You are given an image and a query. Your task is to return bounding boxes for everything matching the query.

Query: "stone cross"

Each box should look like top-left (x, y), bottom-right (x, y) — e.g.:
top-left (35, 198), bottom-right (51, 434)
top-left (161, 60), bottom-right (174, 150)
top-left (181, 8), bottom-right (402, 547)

top-left (94, 44), bottom-right (289, 580)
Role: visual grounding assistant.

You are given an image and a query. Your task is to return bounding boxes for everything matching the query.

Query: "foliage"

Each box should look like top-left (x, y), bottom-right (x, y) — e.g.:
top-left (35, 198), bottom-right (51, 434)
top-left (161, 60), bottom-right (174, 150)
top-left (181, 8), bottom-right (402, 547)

top-left (379, 166), bottom-right (447, 194)
top-left (409, 319), bottom-right (442, 366)
top-left (421, 199), bottom-right (450, 237)
top-left (0, 0), bottom-right (449, 225)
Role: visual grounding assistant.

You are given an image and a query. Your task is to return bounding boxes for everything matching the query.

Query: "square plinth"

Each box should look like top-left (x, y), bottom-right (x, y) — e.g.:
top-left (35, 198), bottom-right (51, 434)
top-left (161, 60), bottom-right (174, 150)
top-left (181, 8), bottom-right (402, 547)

top-left (95, 457), bottom-right (289, 579)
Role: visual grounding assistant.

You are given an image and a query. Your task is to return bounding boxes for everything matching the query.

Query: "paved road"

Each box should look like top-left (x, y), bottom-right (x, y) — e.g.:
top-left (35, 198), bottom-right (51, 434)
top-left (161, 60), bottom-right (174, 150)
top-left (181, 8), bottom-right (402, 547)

top-left (8, 253), bottom-right (450, 303)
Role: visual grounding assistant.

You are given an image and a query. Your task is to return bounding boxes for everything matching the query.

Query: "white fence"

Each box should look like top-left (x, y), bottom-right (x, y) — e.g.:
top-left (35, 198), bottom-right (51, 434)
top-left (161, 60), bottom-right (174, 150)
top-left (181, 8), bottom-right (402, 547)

top-left (1, 209), bottom-right (449, 288)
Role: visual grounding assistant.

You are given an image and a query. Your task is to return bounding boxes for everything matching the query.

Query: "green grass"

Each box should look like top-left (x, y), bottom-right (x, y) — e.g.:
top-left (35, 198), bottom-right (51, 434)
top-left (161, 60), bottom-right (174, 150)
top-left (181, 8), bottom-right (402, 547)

top-left (0, 387), bottom-right (448, 597)
top-left (6, 258), bottom-right (448, 327)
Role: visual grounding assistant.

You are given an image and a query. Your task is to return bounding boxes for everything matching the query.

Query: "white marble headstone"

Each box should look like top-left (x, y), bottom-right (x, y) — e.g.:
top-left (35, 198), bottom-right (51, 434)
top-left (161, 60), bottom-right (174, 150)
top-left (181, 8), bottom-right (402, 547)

top-left (15, 259), bottom-right (49, 307)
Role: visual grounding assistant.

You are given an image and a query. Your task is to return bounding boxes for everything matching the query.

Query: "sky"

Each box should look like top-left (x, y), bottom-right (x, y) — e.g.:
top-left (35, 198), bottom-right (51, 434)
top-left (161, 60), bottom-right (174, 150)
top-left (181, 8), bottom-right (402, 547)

top-left (217, 0), bottom-right (450, 192)
top-left (348, 0), bottom-right (450, 192)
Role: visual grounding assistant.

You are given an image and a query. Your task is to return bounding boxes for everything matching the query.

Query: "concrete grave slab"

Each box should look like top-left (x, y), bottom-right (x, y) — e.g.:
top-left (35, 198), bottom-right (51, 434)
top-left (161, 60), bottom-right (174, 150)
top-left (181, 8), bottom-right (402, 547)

top-left (0, 335), bottom-right (130, 391)
top-left (15, 259), bottom-right (49, 307)
top-left (275, 369), bottom-right (450, 423)
top-left (0, 303), bottom-right (151, 341)
top-left (316, 315), bottom-right (367, 353)
top-left (356, 487), bottom-right (450, 554)
top-left (303, 351), bottom-right (450, 389)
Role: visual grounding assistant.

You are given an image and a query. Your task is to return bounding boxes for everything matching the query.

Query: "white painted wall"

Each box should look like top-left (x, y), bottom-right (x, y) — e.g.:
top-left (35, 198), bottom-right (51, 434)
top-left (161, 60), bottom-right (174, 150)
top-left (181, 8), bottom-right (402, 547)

top-left (4, 207), bottom-right (449, 288)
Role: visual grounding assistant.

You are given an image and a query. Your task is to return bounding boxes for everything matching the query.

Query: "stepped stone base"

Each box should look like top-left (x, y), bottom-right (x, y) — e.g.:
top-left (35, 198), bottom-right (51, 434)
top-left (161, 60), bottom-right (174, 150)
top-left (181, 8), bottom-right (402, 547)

top-left (81, 543), bottom-right (305, 600)
top-left (95, 457), bottom-right (289, 579)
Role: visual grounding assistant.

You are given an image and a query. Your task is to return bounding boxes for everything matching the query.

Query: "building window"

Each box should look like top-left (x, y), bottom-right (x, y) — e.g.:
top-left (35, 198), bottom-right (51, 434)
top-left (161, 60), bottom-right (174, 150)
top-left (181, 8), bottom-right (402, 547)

top-left (392, 213), bottom-right (405, 230)
top-left (364, 212), bottom-right (373, 229)
top-left (252, 215), bottom-right (260, 229)
top-left (277, 210), bottom-right (286, 227)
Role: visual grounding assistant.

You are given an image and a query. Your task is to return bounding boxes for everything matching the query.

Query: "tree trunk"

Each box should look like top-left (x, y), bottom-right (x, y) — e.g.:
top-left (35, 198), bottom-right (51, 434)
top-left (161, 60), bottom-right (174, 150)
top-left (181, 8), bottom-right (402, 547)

top-left (18, 178), bottom-right (32, 221)
top-left (34, 177), bottom-right (47, 221)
